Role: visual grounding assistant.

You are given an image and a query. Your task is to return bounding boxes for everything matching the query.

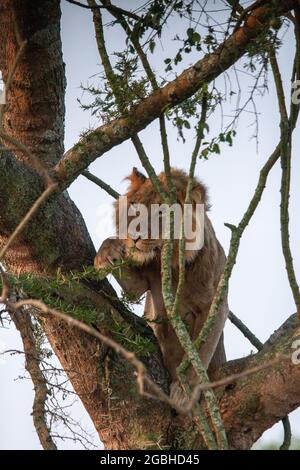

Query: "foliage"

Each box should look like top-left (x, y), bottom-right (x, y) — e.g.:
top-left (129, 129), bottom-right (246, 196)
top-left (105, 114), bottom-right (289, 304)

top-left (78, 52), bottom-right (150, 122)
top-left (8, 270), bottom-right (155, 358)
top-left (78, 0), bottom-right (281, 156)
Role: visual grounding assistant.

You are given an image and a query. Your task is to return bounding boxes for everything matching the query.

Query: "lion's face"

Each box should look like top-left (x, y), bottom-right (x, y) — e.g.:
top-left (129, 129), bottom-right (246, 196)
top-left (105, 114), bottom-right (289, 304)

top-left (115, 168), bottom-right (208, 266)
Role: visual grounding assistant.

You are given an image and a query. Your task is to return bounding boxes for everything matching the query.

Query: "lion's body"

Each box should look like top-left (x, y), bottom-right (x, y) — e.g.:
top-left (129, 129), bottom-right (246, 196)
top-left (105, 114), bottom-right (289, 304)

top-left (95, 168), bottom-right (228, 387)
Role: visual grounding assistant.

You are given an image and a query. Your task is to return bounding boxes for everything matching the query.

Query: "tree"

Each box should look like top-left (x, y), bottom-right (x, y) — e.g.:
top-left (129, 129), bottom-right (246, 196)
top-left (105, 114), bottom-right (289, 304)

top-left (0, 0), bottom-right (300, 450)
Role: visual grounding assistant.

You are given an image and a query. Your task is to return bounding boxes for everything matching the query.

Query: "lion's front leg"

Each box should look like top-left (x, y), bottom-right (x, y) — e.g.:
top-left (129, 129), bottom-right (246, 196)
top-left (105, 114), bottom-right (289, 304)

top-left (94, 237), bottom-right (149, 300)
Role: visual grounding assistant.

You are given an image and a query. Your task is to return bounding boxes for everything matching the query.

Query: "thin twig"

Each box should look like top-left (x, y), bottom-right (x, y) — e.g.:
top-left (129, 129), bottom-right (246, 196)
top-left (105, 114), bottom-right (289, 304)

top-left (165, 94), bottom-right (228, 450)
top-left (131, 134), bottom-right (168, 202)
top-left (186, 355), bottom-right (286, 411)
top-left (102, 1), bottom-right (176, 198)
top-left (82, 170), bottom-right (120, 199)
top-left (269, 45), bottom-right (300, 320)
top-left (88, 0), bottom-right (167, 202)
top-left (186, 142), bottom-right (282, 364)
top-left (8, 298), bottom-right (182, 413)
top-left (228, 310), bottom-right (263, 350)
top-left (66, 0), bottom-right (141, 21)
top-left (6, 296), bottom-right (286, 420)
top-left (10, 309), bottom-right (57, 450)
top-left (280, 416), bottom-right (292, 450)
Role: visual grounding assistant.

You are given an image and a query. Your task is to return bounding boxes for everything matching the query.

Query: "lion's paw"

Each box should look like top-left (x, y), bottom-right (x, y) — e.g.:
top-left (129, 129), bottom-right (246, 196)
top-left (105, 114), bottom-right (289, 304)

top-left (94, 237), bottom-right (125, 271)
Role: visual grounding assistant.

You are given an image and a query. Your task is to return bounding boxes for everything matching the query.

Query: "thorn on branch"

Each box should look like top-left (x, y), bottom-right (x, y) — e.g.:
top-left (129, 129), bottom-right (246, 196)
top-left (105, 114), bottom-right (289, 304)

top-left (224, 222), bottom-right (238, 232)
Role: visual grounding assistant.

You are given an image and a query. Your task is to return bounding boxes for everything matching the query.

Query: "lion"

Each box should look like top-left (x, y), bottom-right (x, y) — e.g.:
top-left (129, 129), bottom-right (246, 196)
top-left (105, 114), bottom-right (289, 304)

top-left (94, 167), bottom-right (228, 398)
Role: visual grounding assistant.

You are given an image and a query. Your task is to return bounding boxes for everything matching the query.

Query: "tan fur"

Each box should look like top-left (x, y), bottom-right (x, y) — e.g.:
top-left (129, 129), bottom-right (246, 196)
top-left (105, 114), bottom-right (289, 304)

top-left (95, 168), bottom-right (228, 390)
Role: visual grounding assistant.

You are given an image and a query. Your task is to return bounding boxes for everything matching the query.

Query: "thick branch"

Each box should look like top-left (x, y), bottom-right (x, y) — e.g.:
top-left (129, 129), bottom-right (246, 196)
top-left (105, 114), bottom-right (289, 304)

top-left (54, 0), bottom-right (298, 189)
top-left (0, 150), bottom-right (94, 272)
top-left (218, 314), bottom-right (300, 449)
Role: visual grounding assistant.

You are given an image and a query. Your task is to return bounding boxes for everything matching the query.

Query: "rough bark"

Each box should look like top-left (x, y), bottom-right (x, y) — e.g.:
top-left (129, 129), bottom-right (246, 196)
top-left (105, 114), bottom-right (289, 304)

top-left (1, 0), bottom-right (300, 450)
top-left (0, 0), bottom-right (94, 272)
top-left (218, 314), bottom-right (300, 449)
top-left (0, 0), bottom-right (65, 169)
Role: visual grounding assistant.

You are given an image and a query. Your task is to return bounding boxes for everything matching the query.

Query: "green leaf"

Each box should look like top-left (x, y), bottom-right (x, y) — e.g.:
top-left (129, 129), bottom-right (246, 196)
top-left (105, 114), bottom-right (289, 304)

top-left (149, 39), bottom-right (156, 53)
top-left (192, 32), bottom-right (201, 43)
top-left (174, 52), bottom-right (182, 64)
top-left (212, 143), bottom-right (220, 154)
top-left (187, 27), bottom-right (194, 40)
top-left (226, 132), bottom-right (233, 146)
top-left (201, 148), bottom-right (209, 159)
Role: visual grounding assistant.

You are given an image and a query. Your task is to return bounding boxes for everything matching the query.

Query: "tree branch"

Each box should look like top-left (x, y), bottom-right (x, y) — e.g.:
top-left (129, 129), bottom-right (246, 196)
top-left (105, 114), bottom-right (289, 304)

top-left (5, 272), bottom-right (300, 449)
top-left (218, 313), bottom-right (300, 449)
top-left (228, 310), bottom-right (291, 449)
top-left (163, 95), bottom-right (227, 448)
top-left (10, 309), bottom-right (57, 450)
top-left (269, 43), bottom-right (300, 319)
top-left (82, 170), bottom-right (120, 199)
top-left (228, 311), bottom-right (263, 350)
top-left (54, 0), bottom-right (298, 190)
top-left (65, 0), bottom-right (142, 22)
top-left (100, 0), bottom-right (176, 197)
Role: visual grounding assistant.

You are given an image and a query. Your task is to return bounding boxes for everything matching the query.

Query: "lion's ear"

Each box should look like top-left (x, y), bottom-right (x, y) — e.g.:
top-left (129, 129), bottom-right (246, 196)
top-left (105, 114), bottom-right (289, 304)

top-left (178, 181), bottom-right (207, 206)
top-left (125, 167), bottom-right (147, 191)
top-left (191, 182), bottom-right (207, 205)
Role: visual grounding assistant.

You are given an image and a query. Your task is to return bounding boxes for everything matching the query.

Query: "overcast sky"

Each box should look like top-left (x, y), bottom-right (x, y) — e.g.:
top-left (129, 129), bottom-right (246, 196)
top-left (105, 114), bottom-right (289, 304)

top-left (0, 0), bottom-right (299, 449)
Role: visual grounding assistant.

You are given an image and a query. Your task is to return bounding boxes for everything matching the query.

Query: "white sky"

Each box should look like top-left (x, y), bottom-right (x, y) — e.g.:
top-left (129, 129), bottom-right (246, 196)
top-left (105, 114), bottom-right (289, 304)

top-left (0, 0), bottom-right (299, 449)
